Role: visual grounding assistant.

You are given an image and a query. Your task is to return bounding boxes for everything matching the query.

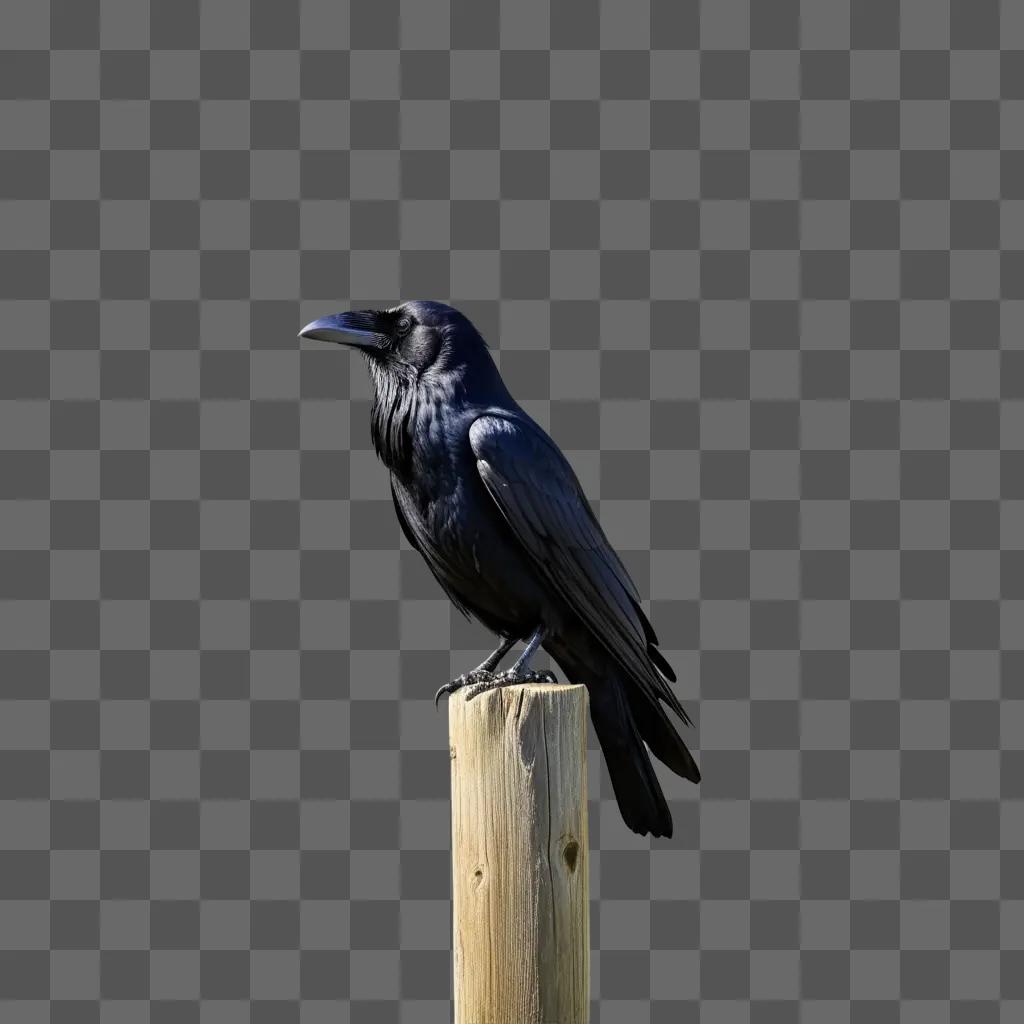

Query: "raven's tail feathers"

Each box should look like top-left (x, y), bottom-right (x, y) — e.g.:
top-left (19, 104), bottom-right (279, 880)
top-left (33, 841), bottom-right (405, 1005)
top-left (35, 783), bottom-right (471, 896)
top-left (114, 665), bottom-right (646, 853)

top-left (627, 686), bottom-right (701, 784)
top-left (589, 682), bottom-right (674, 838)
top-left (646, 642), bottom-right (677, 684)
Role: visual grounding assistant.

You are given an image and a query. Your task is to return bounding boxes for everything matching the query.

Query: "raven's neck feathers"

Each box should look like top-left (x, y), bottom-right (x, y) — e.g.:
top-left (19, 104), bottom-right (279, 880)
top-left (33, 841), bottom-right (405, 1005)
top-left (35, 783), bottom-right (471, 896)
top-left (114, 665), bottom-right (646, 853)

top-left (368, 362), bottom-right (418, 473)
top-left (367, 347), bottom-right (512, 476)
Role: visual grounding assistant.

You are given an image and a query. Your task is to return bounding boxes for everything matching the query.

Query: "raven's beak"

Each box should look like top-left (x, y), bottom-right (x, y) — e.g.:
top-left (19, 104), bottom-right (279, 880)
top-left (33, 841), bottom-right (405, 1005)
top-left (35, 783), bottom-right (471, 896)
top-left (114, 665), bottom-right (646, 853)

top-left (298, 310), bottom-right (387, 353)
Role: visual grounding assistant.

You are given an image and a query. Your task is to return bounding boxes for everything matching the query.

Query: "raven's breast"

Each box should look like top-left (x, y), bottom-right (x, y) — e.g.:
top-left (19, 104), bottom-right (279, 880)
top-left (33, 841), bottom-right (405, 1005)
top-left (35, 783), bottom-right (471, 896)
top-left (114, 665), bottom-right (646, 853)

top-left (425, 477), bottom-right (546, 636)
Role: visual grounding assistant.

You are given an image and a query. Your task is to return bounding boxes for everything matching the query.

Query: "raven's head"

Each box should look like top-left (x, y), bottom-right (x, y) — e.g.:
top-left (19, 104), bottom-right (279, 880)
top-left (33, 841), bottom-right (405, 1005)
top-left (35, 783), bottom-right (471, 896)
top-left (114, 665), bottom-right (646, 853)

top-left (299, 300), bottom-right (493, 387)
top-left (300, 301), bottom-right (509, 468)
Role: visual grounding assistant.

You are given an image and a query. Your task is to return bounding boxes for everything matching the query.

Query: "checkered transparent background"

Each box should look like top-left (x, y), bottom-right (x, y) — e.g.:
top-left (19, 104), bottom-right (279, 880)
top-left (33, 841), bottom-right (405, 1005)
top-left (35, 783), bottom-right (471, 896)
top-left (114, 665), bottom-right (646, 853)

top-left (1, 0), bottom-right (1023, 1020)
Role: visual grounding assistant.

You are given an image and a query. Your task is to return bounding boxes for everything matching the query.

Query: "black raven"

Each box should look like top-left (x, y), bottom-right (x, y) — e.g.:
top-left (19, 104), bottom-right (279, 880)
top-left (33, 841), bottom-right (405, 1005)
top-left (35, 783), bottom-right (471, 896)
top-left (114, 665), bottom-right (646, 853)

top-left (299, 300), bottom-right (699, 837)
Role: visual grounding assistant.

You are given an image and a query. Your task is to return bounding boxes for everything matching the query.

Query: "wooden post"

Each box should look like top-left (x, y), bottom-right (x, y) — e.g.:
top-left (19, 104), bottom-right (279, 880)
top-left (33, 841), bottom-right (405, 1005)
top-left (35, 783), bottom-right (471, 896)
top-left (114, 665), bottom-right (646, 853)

top-left (449, 682), bottom-right (590, 1024)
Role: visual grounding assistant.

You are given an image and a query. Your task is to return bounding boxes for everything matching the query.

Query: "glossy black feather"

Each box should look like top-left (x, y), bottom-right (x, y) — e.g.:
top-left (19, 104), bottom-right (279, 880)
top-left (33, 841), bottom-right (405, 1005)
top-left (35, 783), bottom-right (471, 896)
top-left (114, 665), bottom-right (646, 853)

top-left (469, 414), bottom-right (693, 729)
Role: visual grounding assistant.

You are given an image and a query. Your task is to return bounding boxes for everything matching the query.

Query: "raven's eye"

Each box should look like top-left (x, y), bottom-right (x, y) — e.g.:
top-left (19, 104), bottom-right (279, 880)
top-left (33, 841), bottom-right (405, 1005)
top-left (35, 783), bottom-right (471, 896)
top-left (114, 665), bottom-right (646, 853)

top-left (396, 316), bottom-right (414, 337)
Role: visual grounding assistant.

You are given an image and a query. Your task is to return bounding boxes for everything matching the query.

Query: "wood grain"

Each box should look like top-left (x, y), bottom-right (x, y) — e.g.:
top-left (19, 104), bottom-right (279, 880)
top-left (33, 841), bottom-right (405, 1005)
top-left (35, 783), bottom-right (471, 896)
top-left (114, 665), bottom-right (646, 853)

top-left (449, 683), bottom-right (589, 1024)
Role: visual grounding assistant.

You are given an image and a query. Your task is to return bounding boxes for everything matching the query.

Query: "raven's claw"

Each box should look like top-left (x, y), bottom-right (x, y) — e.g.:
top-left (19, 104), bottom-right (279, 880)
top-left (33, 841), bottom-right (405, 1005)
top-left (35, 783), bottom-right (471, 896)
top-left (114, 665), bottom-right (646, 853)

top-left (434, 669), bottom-right (496, 709)
top-left (463, 668), bottom-right (558, 702)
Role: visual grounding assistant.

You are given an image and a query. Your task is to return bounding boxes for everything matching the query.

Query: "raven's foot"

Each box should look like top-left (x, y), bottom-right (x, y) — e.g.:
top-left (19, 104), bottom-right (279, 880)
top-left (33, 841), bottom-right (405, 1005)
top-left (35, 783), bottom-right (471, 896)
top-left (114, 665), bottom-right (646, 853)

top-left (463, 668), bottom-right (558, 702)
top-left (434, 669), bottom-right (496, 709)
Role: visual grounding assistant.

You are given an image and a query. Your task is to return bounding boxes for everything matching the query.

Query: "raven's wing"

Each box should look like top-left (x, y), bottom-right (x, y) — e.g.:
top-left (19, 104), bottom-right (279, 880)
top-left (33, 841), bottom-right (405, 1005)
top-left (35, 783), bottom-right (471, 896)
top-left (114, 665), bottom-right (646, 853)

top-left (469, 413), bottom-right (691, 727)
top-left (389, 475), bottom-right (472, 620)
